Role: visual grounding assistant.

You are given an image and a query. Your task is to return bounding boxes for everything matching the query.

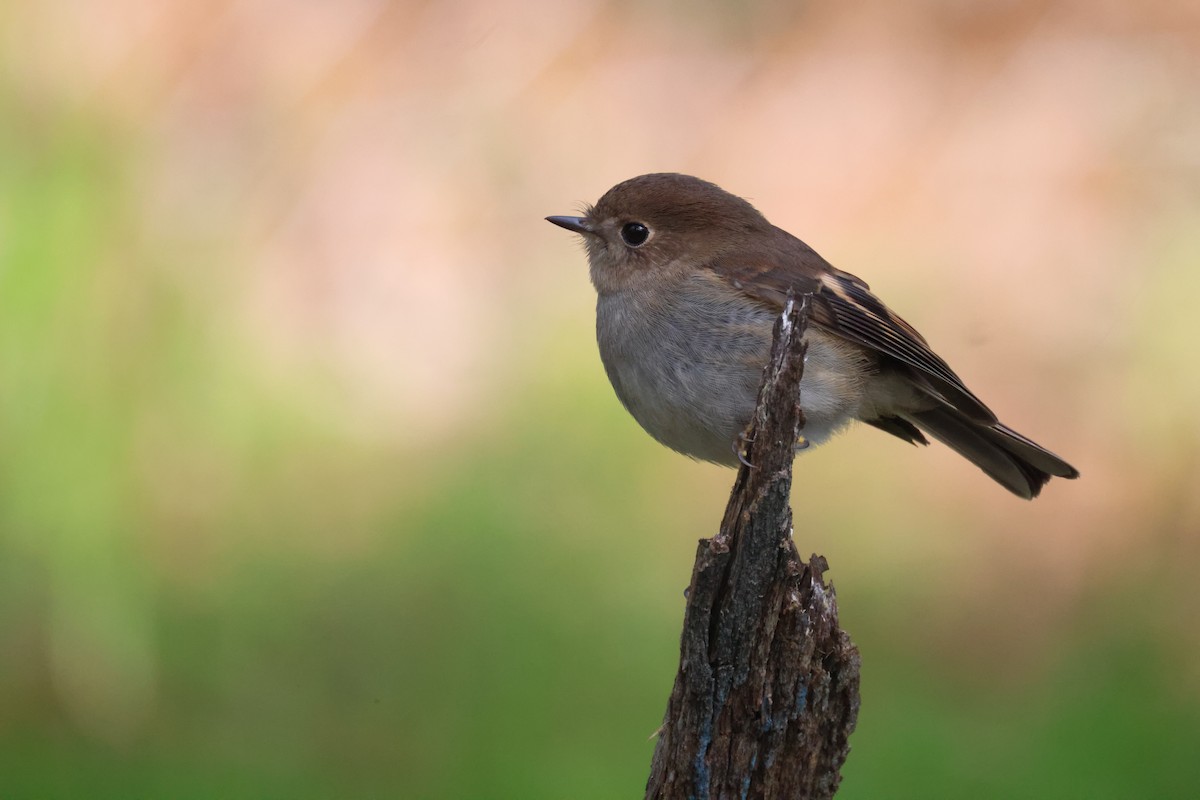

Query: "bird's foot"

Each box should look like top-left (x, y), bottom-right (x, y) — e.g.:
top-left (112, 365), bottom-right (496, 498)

top-left (733, 431), bottom-right (756, 469)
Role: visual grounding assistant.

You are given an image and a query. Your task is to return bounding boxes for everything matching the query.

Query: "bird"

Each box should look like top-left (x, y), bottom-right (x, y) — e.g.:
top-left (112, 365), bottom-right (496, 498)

top-left (547, 173), bottom-right (1078, 498)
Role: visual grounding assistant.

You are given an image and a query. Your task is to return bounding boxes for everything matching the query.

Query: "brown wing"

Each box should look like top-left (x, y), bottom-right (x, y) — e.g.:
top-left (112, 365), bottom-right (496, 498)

top-left (712, 227), bottom-right (997, 424)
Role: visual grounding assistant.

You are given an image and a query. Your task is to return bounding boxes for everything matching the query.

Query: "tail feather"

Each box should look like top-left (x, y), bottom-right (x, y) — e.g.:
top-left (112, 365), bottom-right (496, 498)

top-left (903, 408), bottom-right (1078, 499)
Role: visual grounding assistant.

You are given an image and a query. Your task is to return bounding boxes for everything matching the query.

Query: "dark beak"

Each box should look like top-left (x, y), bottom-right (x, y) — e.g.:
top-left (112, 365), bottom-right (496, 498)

top-left (545, 215), bottom-right (594, 235)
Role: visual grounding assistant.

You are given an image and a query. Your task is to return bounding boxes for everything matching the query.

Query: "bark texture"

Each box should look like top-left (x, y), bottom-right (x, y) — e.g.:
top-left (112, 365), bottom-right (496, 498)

top-left (645, 294), bottom-right (861, 800)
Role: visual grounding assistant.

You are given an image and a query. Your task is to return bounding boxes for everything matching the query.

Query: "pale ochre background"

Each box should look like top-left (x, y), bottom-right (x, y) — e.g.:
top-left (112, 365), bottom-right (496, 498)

top-left (2, 1), bottom-right (1198, 797)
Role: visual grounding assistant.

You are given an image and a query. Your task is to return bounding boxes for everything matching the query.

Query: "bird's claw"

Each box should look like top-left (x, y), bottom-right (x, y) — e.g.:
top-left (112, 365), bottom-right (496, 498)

top-left (733, 432), bottom-right (757, 469)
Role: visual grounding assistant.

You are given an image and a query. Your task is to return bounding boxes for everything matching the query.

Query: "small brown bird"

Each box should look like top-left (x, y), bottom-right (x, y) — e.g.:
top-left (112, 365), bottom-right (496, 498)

top-left (547, 173), bottom-right (1078, 498)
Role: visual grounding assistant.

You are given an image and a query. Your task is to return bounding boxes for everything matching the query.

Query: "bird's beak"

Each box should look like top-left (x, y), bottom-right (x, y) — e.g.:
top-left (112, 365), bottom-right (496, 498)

top-left (545, 215), bottom-right (594, 235)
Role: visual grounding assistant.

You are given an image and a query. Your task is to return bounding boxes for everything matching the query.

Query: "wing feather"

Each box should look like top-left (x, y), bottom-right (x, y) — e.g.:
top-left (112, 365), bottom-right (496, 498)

top-left (711, 228), bottom-right (997, 424)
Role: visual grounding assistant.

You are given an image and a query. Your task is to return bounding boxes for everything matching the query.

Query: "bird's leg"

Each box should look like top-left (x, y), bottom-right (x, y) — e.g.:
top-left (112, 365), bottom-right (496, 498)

top-left (733, 430), bottom-right (757, 469)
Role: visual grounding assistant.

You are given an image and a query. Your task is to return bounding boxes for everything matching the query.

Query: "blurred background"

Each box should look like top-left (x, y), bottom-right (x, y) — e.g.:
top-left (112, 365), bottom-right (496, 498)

top-left (2, 0), bottom-right (1198, 796)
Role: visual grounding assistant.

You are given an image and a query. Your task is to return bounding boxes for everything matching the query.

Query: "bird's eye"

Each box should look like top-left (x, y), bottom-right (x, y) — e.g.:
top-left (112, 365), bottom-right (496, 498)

top-left (620, 222), bottom-right (650, 248)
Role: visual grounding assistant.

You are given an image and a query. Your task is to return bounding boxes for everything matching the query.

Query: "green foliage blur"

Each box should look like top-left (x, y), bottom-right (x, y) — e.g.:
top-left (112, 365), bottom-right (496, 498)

top-left (3, 2), bottom-right (1200, 798)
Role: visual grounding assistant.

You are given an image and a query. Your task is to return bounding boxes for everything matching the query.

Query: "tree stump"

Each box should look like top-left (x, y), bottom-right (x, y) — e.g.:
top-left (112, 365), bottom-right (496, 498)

top-left (645, 294), bottom-right (861, 800)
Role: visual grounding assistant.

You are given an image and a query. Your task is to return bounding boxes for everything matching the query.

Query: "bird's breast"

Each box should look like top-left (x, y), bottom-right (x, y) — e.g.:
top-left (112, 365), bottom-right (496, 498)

top-left (594, 275), bottom-right (870, 464)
